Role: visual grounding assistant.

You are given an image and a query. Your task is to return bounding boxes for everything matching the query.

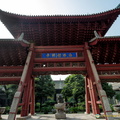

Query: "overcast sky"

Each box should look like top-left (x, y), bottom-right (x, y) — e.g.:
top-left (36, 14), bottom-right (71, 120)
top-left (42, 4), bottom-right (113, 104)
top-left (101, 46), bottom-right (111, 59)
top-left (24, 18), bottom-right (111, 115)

top-left (0, 0), bottom-right (120, 80)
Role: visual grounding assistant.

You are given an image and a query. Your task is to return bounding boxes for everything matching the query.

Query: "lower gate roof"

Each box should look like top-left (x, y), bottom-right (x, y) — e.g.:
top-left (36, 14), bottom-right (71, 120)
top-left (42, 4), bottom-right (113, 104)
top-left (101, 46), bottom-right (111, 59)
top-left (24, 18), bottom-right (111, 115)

top-left (89, 36), bottom-right (120, 64)
top-left (0, 36), bottom-right (120, 66)
top-left (0, 39), bottom-right (29, 66)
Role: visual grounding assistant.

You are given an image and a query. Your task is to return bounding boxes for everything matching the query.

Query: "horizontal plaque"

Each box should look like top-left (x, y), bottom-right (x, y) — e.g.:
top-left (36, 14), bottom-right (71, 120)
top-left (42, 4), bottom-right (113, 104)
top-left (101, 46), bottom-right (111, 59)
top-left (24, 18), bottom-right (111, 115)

top-left (42, 53), bottom-right (77, 58)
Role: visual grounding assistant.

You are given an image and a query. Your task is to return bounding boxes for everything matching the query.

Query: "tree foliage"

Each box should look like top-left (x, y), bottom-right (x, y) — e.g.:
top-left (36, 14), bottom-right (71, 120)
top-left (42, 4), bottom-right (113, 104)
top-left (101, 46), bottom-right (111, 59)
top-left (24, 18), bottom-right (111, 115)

top-left (0, 84), bottom-right (18, 106)
top-left (0, 75), bottom-right (55, 108)
top-left (35, 75), bottom-right (55, 104)
top-left (62, 74), bottom-right (115, 104)
top-left (102, 83), bottom-right (115, 98)
top-left (62, 74), bottom-right (85, 103)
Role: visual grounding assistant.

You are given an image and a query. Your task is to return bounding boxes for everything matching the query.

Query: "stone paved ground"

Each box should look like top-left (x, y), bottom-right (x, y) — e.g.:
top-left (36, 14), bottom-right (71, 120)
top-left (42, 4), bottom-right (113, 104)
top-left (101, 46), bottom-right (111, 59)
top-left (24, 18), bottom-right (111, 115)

top-left (1, 113), bottom-right (120, 120)
top-left (1, 113), bottom-right (105, 120)
top-left (28, 114), bottom-right (97, 120)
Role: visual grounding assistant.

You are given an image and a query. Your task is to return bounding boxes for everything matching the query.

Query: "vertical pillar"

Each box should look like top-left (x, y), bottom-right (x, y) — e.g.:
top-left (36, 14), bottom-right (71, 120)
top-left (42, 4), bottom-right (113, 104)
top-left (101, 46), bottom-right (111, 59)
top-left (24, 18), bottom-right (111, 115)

top-left (85, 76), bottom-right (90, 114)
top-left (30, 77), bottom-right (35, 115)
top-left (89, 77), bottom-right (100, 114)
top-left (21, 78), bottom-right (32, 116)
top-left (84, 42), bottom-right (113, 120)
top-left (86, 76), bottom-right (100, 114)
top-left (8, 43), bottom-right (35, 120)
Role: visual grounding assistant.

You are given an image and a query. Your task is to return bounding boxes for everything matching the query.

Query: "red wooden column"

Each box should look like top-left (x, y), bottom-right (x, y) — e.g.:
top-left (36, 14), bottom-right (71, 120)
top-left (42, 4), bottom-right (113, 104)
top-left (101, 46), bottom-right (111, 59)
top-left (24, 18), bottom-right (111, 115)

top-left (21, 77), bottom-right (33, 116)
top-left (89, 77), bottom-right (100, 114)
top-left (8, 43), bottom-right (35, 120)
top-left (86, 76), bottom-right (100, 114)
top-left (30, 77), bottom-right (35, 115)
top-left (85, 76), bottom-right (90, 114)
top-left (84, 42), bottom-right (113, 120)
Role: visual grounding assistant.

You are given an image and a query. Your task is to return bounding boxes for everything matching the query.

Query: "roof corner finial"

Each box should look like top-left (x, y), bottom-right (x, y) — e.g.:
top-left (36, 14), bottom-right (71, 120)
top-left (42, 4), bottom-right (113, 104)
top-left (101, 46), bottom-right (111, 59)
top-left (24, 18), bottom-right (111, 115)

top-left (116, 3), bottom-right (120, 9)
top-left (94, 31), bottom-right (100, 38)
top-left (17, 33), bottom-right (30, 45)
top-left (18, 33), bottom-right (24, 40)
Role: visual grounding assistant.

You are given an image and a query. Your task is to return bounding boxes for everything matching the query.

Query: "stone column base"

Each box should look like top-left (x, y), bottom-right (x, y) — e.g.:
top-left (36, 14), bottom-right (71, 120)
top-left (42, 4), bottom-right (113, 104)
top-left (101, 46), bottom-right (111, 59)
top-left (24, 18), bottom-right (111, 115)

top-left (55, 113), bottom-right (66, 119)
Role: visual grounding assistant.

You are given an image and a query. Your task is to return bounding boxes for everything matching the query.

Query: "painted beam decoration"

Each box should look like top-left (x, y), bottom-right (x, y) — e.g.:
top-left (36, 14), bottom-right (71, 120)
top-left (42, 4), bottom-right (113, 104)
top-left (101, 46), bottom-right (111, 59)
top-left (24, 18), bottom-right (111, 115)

top-left (42, 53), bottom-right (77, 58)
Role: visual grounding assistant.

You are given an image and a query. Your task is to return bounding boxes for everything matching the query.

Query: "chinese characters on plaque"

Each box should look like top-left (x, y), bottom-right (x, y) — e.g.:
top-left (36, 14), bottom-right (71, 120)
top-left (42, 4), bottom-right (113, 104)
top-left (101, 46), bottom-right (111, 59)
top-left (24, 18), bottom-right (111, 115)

top-left (42, 53), bottom-right (77, 58)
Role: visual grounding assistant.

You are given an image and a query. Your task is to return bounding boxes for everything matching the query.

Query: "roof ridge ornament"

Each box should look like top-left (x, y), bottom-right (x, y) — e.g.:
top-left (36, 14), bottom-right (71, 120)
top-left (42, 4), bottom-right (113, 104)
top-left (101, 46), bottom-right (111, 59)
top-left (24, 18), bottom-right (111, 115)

top-left (94, 31), bottom-right (100, 38)
top-left (89, 31), bottom-right (100, 43)
top-left (18, 33), bottom-right (24, 40)
top-left (17, 33), bottom-right (30, 45)
top-left (116, 3), bottom-right (120, 9)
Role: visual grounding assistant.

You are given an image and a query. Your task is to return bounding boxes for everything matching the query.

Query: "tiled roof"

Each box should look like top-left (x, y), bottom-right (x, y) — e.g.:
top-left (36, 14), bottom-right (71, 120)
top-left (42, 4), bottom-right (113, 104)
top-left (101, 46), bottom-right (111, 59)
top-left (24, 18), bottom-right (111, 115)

top-left (0, 6), bottom-right (120, 46)
top-left (0, 39), bottom-right (29, 66)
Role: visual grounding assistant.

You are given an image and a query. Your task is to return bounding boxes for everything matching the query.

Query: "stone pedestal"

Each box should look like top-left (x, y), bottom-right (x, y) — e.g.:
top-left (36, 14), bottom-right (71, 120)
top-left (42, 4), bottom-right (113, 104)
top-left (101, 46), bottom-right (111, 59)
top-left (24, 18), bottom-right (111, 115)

top-left (55, 103), bottom-right (66, 119)
top-left (0, 107), bottom-right (5, 119)
top-left (55, 112), bottom-right (66, 119)
top-left (113, 104), bottom-right (120, 113)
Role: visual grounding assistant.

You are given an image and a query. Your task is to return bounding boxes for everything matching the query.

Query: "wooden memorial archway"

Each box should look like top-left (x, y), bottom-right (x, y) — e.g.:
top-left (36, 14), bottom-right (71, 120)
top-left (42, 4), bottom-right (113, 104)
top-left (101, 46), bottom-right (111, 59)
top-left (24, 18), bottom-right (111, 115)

top-left (0, 4), bottom-right (120, 120)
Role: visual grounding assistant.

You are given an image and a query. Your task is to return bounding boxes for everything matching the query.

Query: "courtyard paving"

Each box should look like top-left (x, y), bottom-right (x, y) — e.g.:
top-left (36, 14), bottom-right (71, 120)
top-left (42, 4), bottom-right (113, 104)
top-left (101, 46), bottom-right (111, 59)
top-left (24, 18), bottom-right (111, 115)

top-left (1, 113), bottom-right (106, 120)
top-left (1, 113), bottom-right (120, 120)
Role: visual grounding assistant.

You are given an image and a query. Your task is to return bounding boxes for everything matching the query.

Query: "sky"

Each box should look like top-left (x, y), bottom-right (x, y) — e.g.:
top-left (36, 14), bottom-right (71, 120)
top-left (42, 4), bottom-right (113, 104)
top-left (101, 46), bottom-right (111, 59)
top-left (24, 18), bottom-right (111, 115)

top-left (0, 0), bottom-right (120, 80)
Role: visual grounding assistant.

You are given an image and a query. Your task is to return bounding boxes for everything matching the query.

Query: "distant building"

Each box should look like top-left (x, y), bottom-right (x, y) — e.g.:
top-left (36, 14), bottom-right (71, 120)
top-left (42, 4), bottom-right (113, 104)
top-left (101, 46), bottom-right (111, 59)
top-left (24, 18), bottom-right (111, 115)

top-left (53, 79), bottom-right (65, 100)
top-left (109, 83), bottom-right (120, 104)
top-left (54, 79), bottom-right (65, 92)
top-left (110, 83), bottom-right (120, 90)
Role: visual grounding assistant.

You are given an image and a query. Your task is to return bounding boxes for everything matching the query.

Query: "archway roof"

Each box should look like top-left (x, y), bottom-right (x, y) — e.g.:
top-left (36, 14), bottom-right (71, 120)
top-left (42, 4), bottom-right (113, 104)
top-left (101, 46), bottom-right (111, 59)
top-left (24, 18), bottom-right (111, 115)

top-left (0, 36), bottom-right (120, 67)
top-left (0, 5), bottom-right (120, 46)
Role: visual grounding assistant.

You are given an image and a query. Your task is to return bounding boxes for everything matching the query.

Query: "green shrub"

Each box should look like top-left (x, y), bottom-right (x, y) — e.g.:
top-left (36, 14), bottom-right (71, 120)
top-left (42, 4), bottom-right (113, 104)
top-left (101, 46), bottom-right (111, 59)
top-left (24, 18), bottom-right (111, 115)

top-left (77, 102), bottom-right (85, 111)
top-left (41, 106), bottom-right (53, 114)
top-left (41, 100), bottom-right (55, 113)
top-left (35, 102), bottom-right (40, 112)
top-left (69, 107), bottom-right (78, 113)
top-left (115, 93), bottom-right (120, 101)
top-left (43, 100), bottom-right (56, 106)
top-left (99, 105), bottom-right (103, 112)
top-left (67, 97), bottom-right (76, 107)
top-left (110, 104), bottom-right (115, 112)
top-left (17, 107), bottom-right (21, 114)
top-left (4, 106), bottom-right (10, 114)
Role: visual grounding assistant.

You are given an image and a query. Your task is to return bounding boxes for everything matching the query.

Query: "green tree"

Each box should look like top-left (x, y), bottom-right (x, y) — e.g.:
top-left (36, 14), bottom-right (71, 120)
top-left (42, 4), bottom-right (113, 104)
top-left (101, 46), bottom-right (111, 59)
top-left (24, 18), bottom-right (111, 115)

top-left (62, 74), bottom-right (85, 103)
top-left (62, 74), bottom-right (115, 104)
top-left (35, 75), bottom-right (55, 110)
top-left (0, 84), bottom-right (18, 106)
top-left (102, 82), bottom-right (115, 98)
